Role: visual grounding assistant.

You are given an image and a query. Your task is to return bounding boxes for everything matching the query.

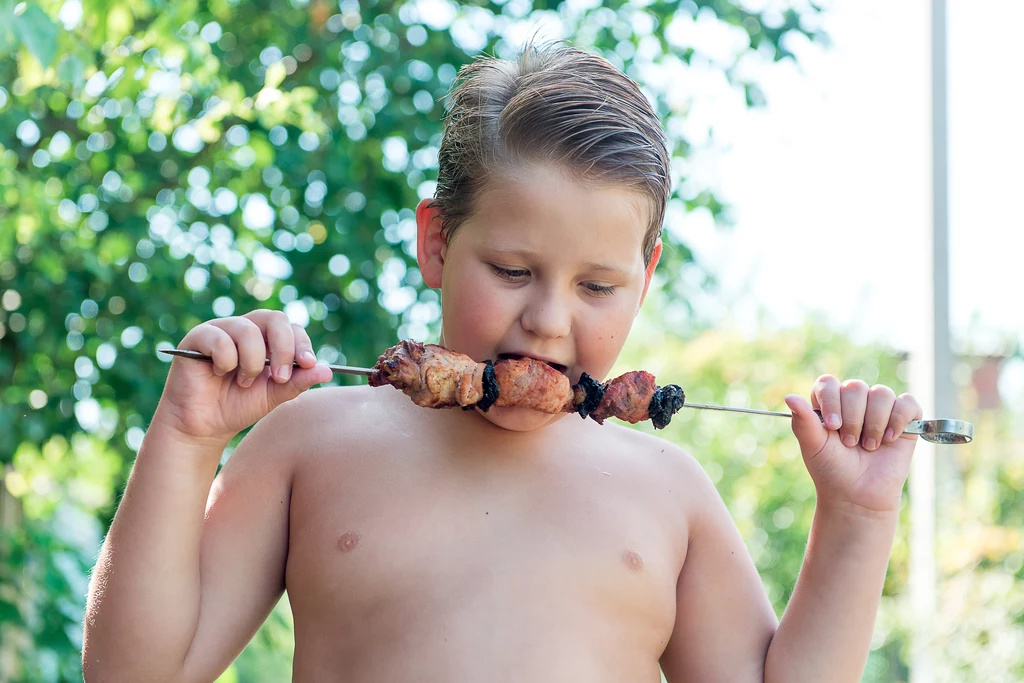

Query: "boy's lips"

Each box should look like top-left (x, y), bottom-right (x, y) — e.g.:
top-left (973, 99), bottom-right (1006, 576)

top-left (495, 352), bottom-right (568, 375)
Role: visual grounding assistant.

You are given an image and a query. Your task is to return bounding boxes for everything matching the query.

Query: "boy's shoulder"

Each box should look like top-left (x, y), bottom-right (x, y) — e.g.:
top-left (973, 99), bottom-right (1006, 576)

top-left (600, 422), bottom-right (706, 477)
top-left (261, 385), bottom-right (715, 498)
top-left (589, 422), bottom-right (723, 515)
top-left (264, 382), bottom-right (407, 439)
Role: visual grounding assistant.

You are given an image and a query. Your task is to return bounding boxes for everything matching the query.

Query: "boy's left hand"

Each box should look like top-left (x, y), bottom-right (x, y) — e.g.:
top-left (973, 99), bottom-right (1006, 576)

top-left (785, 375), bottom-right (923, 516)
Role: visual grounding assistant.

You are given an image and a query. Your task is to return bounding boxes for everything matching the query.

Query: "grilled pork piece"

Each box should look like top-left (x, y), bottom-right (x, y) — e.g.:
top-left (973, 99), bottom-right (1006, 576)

top-left (492, 357), bottom-right (574, 414)
top-left (368, 340), bottom-right (485, 408)
top-left (588, 371), bottom-right (657, 425)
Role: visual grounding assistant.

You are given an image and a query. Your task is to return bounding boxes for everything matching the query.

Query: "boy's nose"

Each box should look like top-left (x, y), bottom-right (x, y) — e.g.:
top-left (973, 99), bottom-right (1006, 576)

top-left (520, 293), bottom-right (572, 340)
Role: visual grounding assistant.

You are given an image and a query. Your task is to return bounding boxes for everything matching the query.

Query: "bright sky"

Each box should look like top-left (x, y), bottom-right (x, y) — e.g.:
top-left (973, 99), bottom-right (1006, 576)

top-left (676, 0), bottom-right (1024, 366)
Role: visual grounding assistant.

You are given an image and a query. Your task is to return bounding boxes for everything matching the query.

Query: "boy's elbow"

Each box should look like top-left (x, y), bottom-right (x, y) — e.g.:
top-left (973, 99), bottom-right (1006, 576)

top-left (81, 641), bottom-right (184, 683)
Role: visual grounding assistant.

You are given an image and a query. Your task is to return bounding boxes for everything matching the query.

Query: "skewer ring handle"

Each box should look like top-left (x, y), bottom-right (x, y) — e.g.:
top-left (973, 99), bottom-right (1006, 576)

top-left (903, 418), bottom-right (973, 444)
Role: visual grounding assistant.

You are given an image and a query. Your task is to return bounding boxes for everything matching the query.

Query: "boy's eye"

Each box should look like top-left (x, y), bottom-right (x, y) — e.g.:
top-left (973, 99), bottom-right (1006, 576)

top-left (583, 282), bottom-right (617, 297)
top-left (490, 265), bottom-right (529, 281)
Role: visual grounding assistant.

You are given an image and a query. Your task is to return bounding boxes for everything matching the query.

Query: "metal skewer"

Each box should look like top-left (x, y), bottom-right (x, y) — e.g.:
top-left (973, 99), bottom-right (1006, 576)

top-left (159, 348), bottom-right (374, 376)
top-left (158, 348), bottom-right (974, 444)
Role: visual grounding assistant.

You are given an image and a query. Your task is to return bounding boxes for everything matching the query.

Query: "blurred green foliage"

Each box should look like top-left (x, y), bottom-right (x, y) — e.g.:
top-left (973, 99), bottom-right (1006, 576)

top-left (8, 0), bottom-right (1019, 682)
top-left (1, 0), bottom-right (825, 678)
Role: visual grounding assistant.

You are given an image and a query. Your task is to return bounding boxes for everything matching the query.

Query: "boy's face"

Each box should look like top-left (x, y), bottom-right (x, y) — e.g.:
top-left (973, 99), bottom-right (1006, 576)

top-left (416, 163), bottom-right (661, 432)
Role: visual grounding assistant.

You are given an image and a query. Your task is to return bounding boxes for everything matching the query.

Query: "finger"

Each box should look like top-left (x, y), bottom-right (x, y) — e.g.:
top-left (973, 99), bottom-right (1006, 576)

top-left (253, 310), bottom-right (294, 383)
top-left (209, 316), bottom-right (267, 387)
top-left (884, 393), bottom-right (925, 444)
top-left (292, 324), bottom-right (317, 368)
top-left (811, 374), bottom-right (843, 431)
top-left (861, 384), bottom-right (897, 451)
top-left (838, 379), bottom-right (869, 448)
top-left (267, 362), bottom-right (334, 411)
top-left (180, 324), bottom-right (237, 377)
top-left (785, 393), bottom-right (828, 457)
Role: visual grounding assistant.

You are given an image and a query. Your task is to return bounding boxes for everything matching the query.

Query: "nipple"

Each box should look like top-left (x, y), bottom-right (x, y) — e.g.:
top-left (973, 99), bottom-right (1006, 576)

top-left (336, 531), bottom-right (361, 553)
top-left (622, 549), bottom-right (644, 572)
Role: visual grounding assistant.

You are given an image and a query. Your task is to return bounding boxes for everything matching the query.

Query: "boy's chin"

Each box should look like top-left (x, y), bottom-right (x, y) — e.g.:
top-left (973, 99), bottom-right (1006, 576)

top-left (473, 405), bottom-right (568, 432)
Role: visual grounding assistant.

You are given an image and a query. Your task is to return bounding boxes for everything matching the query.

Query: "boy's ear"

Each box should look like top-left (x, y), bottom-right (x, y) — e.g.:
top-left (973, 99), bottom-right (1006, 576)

top-left (416, 198), bottom-right (446, 289)
top-left (637, 238), bottom-right (662, 311)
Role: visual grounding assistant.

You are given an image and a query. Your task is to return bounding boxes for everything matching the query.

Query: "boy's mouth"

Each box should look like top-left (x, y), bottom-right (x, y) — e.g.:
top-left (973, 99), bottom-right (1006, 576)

top-left (496, 352), bottom-right (568, 375)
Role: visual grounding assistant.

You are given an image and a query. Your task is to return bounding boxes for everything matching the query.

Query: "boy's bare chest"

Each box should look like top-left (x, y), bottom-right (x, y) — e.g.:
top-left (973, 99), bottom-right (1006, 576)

top-left (284, 431), bottom-right (686, 643)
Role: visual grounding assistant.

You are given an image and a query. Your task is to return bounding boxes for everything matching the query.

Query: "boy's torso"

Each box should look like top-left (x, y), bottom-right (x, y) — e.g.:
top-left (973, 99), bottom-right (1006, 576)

top-left (283, 386), bottom-right (693, 682)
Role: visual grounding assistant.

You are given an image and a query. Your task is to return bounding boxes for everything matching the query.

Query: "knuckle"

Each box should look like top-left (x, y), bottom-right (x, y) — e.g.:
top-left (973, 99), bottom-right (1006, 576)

top-left (235, 316), bottom-right (263, 338)
top-left (897, 392), bottom-right (918, 405)
top-left (292, 325), bottom-right (312, 349)
top-left (869, 384), bottom-right (896, 399)
top-left (842, 378), bottom-right (869, 392)
top-left (813, 384), bottom-right (834, 400)
top-left (210, 333), bottom-right (234, 356)
top-left (842, 420), bottom-right (863, 434)
top-left (898, 393), bottom-right (923, 414)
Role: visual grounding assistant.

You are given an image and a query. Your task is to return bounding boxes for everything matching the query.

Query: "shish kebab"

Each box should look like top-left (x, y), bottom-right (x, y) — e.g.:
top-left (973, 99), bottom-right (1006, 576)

top-left (367, 340), bottom-right (685, 428)
top-left (161, 340), bottom-right (974, 443)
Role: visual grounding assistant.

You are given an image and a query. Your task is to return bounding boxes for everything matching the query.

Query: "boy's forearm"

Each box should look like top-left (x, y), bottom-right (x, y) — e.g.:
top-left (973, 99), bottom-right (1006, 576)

top-left (83, 414), bottom-right (227, 683)
top-left (764, 502), bottom-right (899, 683)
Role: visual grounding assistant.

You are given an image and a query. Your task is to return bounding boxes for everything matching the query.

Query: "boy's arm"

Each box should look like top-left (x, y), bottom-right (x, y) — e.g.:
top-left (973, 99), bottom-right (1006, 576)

top-left (83, 310), bottom-right (332, 683)
top-left (760, 381), bottom-right (921, 682)
top-left (659, 461), bottom-right (778, 683)
top-left (83, 399), bottom-right (300, 683)
top-left (763, 503), bottom-right (897, 682)
top-left (662, 377), bottom-right (920, 682)
top-left (659, 475), bottom-right (899, 683)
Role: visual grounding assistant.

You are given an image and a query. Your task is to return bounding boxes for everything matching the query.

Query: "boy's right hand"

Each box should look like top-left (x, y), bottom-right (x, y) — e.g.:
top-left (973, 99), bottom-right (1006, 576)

top-left (156, 309), bottom-right (335, 446)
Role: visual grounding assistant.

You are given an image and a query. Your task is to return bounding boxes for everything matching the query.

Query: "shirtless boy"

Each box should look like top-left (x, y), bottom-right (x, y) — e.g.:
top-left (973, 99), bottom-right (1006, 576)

top-left (83, 41), bottom-right (923, 683)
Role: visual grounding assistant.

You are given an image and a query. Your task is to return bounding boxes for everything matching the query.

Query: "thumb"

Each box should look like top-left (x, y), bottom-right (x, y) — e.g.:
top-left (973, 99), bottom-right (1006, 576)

top-left (268, 363), bottom-right (334, 407)
top-left (785, 394), bottom-right (828, 456)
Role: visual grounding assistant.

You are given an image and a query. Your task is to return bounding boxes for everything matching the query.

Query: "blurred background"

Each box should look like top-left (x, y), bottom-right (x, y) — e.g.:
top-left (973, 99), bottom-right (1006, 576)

top-left (0, 0), bottom-right (1020, 681)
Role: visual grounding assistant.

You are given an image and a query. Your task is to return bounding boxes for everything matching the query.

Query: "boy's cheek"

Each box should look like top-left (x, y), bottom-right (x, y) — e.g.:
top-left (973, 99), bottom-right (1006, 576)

top-left (574, 307), bottom-right (638, 377)
top-left (440, 278), bottom-right (512, 353)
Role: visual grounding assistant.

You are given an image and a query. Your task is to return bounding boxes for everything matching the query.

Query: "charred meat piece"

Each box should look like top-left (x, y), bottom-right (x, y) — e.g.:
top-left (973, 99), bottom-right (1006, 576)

top-left (573, 372), bottom-right (606, 419)
top-left (649, 384), bottom-right (685, 429)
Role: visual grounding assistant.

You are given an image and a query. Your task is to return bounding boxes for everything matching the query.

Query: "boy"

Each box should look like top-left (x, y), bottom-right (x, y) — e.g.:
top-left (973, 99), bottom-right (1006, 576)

top-left (83, 40), bottom-right (923, 682)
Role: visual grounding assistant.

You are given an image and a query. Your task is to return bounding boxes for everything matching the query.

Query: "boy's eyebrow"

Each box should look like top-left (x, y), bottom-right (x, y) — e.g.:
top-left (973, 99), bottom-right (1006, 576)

top-left (581, 261), bottom-right (630, 275)
top-left (482, 245), bottom-right (630, 275)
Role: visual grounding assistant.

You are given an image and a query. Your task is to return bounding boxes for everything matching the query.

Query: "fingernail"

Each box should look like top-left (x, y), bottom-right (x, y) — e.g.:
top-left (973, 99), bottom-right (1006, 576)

top-left (884, 427), bottom-right (895, 442)
top-left (302, 351), bottom-right (316, 364)
top-left (828, 414), bottom-right (841, 430)
top-left (842, 434), bottom-right (857, 448)
top-left (864, 438), bottom-right (877, 451)
top-left (277, 365), bottom-right (291, 382)
top-left (241, 376), bottom-right (254, 388)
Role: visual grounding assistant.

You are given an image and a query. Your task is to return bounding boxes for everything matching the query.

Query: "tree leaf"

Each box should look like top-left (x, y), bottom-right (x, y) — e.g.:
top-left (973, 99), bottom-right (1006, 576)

top-left (12, 1), bottom-right (59, 69)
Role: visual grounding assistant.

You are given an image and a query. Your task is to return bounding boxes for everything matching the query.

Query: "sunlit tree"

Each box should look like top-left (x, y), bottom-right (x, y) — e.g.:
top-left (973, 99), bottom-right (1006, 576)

top-left (0, 0), bottom-right (829, 679)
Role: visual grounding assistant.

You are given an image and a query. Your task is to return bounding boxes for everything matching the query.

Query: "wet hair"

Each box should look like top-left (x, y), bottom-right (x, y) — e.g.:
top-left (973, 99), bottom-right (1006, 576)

top-left (428, 37), bottom-right (672, 266)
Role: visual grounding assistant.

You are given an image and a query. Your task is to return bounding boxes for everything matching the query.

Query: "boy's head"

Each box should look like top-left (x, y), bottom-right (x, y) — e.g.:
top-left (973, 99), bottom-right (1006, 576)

top-left (415, 39), bottom-right (672, 431)
top-left (425, 38), bottom-right (671, 267)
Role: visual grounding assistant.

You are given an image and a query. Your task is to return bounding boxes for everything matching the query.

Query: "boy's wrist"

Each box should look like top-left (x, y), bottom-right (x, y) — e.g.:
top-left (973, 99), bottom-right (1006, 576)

top-left (812, 497), bottom-right (900, 540)
top-left (147, 407), bottom-right (234, 456)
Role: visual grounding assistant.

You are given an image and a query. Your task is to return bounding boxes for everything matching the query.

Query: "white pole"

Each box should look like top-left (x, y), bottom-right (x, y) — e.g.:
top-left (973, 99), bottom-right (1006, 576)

top-left (910, 0), bottom-right (952, 680)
